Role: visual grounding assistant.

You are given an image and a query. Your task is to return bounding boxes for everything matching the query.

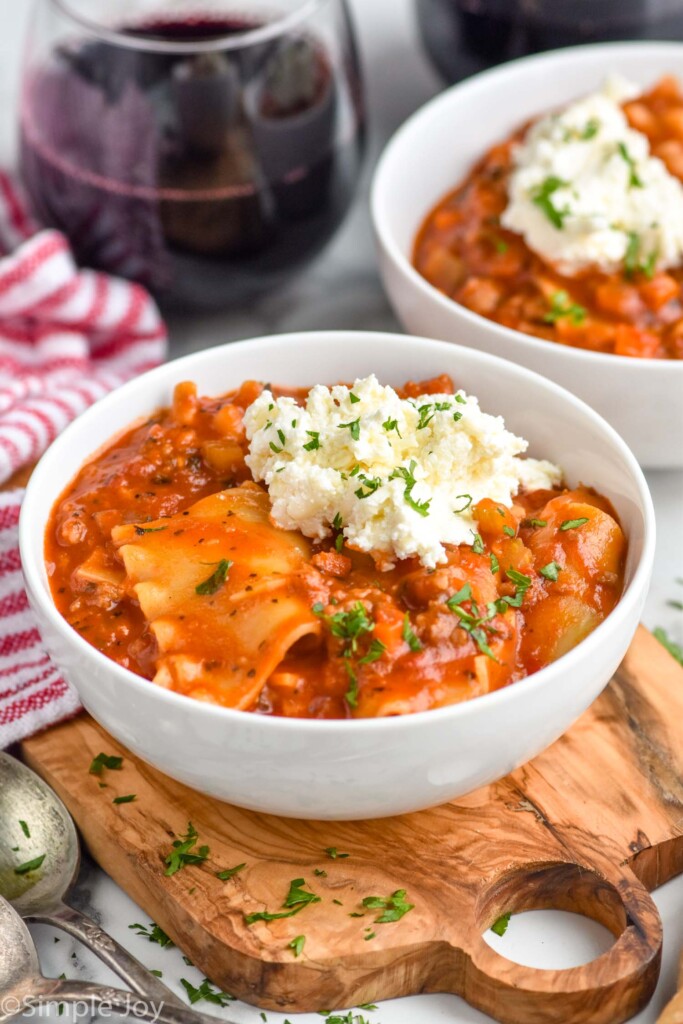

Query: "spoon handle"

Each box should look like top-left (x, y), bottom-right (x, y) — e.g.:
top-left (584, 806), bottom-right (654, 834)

top-left (26, 978), bottom-right (232, 1024)
top-left (29, 901), bottom-right (182, 1007)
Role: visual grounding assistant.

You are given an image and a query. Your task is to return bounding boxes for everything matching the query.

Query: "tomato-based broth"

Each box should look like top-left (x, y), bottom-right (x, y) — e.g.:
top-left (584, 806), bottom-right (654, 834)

top-left (46, 376), bottom-right (626, 719)
top-left (414, 77), bottom-right (683, 359)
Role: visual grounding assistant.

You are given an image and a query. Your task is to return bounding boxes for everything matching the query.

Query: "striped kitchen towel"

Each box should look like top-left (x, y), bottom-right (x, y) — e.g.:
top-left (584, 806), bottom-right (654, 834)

top-left (0, 172), bottom-right (167, 747)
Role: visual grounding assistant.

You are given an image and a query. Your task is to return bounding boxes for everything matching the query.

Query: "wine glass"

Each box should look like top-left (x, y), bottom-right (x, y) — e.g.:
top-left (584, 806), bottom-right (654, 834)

top-left (20, 0), bottom-right (366, 310)
top-left (416, 0), bottom-right (683, 84)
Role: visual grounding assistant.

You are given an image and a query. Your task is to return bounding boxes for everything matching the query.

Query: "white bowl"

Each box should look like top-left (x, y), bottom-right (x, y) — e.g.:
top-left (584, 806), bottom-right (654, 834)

top-left (371, 41), bottom-right (683, 469)
top-left (20, 331), bottom-right (655, 819)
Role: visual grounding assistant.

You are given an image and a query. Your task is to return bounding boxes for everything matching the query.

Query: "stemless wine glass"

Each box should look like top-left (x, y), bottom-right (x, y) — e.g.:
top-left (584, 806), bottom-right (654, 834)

top-left (416, 0), bottom-right (683, 84)
top-left (20, 0), bottom-right (365, 309)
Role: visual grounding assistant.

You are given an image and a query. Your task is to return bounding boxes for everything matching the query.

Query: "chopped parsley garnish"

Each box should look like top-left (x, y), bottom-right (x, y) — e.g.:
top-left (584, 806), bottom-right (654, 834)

top-left (529, 518), bottom-right (547, 528)
top-left (490, 553), bottom-right (500, 575)
top-left (491, 912), bottom-right (511, 937)
top-left (325, 847), bottom-right (350, 859)
top-left (289, 935), bottom-right (306, 957)
top-left (195, 559), bottom-right (232, 596)
top-left (502, 525), bottom-right (516, 538)
top-left (180, 978), bottom-right (235, 1007)
top-left (390, 460), bottom-right (431, 517)
top-left (668, 600), bottom-right (683, 611)
top-left (446, 582), bottom-right (472, 611)
top-left (358, 639), bottom-right (387, 665)
top-left (532, 176), bottom-right (570, 229)
top-left (617, 141), bottom-right (643, 188)
top-left (269, 441), bottom-right (283, 454)
top-left (654, 627), bottom-right (683, 666)
top-left (216, 863), bottom-right (246, 881)
top-left (314, 868), bottom-right (328, 877)
top-left (560, 517), bottom-right (589, 531)
top-left (349, 392), bottom-right (360, 404)
top-left (471, 532), bottom-right (485, 555)
top-left (453, 494), bottom-right (472, 514)
top-left (580, 118), bottom-right (600, 140)
top-left (19, 820), bottom-right (30, 839)
top-left (129, 922), bottom-right (175, 948)
top-left (338, 418), bottom-right (361, 441)
top-left (277, 429), bottom-right (286, 446)
top-left (164, 822), bottom-right (209, 877)
top-left (134, 525), bottom-right (168, 535)
top-left (362, 889), bottom-right (414, 924)
top-left (113, 794), bottom-right (136, 805)
top-left (624, 232), bottom-right (657, 279)
top-left (89, 752), bottom-right (123, 776)
top-left (303, 431), bottom-right (321, 451)
top-left (500, 568), bottom-right (532, 609)
top-left (382, 417), bottom-right (401, 437)
top-left (493, 237), bottom-right (509, 253)
top-left (14, 854), bottom-right (46, 876)
top-left (245, 878), bottom-right (321, 925)
top-left (543, 290), bottom-right (587, 326)
top-left (402, 613), bottom-right (422, 652)
top-left (355, 475), bottom-right (382, 500)
top-left (332, 512), bottom-right (343, 530)
top-left (315, 602), bottom-right (374, 654)
top-left (539, 561), bottom-right (562, 582)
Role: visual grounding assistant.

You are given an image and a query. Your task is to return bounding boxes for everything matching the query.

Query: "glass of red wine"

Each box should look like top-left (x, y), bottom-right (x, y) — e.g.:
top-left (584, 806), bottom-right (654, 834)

top-left (417, 0), bottom-right (683, 84)
top-left (21, 0), bottom-right (365, 309)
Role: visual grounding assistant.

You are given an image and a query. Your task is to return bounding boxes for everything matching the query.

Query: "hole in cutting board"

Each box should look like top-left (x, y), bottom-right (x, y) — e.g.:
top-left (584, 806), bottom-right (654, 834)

top-left (483, 908), bottom-right (615, 969)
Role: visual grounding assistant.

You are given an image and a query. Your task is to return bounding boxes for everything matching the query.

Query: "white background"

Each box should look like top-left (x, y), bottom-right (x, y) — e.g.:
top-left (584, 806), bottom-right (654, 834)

top-left (1, 2), bottom-right (683, 1022)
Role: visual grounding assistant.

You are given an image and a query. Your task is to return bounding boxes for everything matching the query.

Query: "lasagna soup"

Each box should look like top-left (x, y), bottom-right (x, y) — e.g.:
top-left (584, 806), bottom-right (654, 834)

top-left (414, 76), bottom-right (683, 359)
top-left (46, 374), bottom-right (626, 719)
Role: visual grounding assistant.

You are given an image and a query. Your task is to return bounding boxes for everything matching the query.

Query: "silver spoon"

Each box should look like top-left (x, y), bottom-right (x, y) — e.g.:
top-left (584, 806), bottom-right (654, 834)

top-left (0, 896), bottom-right (229, 1024)
top-left (0, 751), bottom-right (181, 1007)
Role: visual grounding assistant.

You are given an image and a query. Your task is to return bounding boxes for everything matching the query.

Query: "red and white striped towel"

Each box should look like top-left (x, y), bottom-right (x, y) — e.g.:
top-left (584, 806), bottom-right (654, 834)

top-left (0, 172), bottom-right (167, 748)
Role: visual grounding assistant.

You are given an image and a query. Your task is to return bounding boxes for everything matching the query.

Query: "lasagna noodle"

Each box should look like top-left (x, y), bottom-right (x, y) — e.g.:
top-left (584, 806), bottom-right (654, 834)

top-left (112, 487), bottom-right (320, 709)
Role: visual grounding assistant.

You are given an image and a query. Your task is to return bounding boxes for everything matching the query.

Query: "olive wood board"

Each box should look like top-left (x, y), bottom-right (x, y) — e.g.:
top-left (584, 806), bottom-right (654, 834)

top-left (20, 626), bottom-right (683, 1024)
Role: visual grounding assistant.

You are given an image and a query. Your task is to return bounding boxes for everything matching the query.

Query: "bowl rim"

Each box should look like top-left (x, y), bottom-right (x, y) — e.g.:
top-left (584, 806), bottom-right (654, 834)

top-left (20, 329), bottom-right (656, 734)
top-left (371, 39), bottom-right (683, 373)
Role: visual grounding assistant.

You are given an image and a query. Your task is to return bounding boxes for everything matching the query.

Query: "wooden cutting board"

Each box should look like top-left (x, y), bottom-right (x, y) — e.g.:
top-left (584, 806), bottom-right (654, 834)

top-left (21, 626), bottom-right (683, 1024)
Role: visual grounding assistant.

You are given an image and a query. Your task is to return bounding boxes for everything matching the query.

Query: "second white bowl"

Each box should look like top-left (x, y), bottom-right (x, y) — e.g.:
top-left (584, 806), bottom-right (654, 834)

top-left (372, 42), bottom-right (683, 468)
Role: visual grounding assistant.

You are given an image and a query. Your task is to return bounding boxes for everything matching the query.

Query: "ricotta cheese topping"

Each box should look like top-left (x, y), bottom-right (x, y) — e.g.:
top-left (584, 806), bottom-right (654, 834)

top-left (501, 76), bottom-right (683, 276)
top-left (244, 375), bottom-right (561, 568)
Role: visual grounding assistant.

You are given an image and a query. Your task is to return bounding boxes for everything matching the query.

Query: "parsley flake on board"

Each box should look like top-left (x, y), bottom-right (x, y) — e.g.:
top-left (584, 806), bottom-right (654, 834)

top-left (89, 752), bottom-right (123, 776)
top-left (490, 912), bottom-right (511, 937)
top-left (180, 978), bottom-right (235, 1007)
top-left (289, 935), bottom-right (306, 957)
top-left (362, 889), bottom-right (414, 924)
top-left (560, 518), bottom-right (589, 531)
top-left (216, 863), bottom-right (246, 881)
top-left (195, 559), bottom-right (232, 596)
top-left (129, 922), bottom-right (175, 948)
top-left (654, 627), bottom-right (683, 666)
top-left (543, 290), bottom-right (587, 326)
top-left (325, 848), bottom-right (350, 859)
top-left (164, 822), bottom-right (209, 877)
top-left (390, 460), bottom-right (431, 517)
top-left (245, 878), bottom-right (321, 925)
top-left (14, 854), bottom-right (46, 876)
top-left (113, 794), bottom-right (136, 805)
top-left (19, 820), bottom-right (30, 839)
top-left (531, 176), bottom-right (570, 229)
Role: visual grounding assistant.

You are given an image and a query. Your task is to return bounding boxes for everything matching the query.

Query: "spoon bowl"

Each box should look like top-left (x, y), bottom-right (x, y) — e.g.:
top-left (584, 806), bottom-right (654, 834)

top-left (0, 897), bottom-right (41, 1007)
top-left (0, 752), bottom-right (180, 1006)
top-left (0, 753), bottom-right (79, 916)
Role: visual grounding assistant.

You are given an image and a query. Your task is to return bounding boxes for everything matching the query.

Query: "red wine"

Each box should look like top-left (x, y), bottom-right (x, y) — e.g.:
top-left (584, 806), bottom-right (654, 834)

top-left (21, 15), bottom-right (365, 309)
top-left (417, 0), bottom-right (683, 83)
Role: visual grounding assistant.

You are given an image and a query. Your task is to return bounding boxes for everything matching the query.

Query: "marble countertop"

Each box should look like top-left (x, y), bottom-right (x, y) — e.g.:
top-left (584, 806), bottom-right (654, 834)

top-left (2, 2), bottom-right (683, 1022)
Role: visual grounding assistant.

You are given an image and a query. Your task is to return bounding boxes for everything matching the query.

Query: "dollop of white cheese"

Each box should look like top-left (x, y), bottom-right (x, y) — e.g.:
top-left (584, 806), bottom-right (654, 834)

top-left (244, 375), bottom-right (561, 569)
top-left (501, 75), bottom-right (683, 276)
